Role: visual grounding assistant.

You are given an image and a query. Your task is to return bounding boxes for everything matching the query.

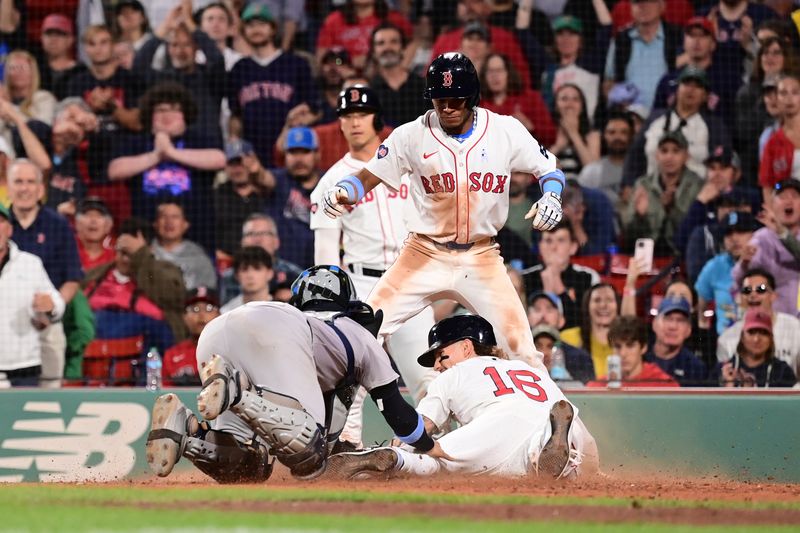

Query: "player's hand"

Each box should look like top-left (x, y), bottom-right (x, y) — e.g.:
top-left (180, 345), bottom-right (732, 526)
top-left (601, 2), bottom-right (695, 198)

top-left (322, 185), bottom-right (350, 219)
top-left (526, 191), bottom-right (562, 231)
top-left (425, 440), bottom-right (455, 461)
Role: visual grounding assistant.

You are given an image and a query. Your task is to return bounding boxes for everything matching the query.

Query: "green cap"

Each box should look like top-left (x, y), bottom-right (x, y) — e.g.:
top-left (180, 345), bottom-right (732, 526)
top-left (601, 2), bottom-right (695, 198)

top-left (241, 3), bottom-right (274, 23)
top-left (552, 15), bottom-right (583, 34)
top-left (0, 203), bottom-right (9, 221)
top-left (658, 130), bottom-right (689, 150)
top-left (677, 66), bottom-right (709, 90)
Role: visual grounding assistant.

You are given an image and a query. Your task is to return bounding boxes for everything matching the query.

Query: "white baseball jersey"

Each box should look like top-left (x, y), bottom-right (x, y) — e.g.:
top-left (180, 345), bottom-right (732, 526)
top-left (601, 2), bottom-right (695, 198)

top-left (365, 108), bottom-right (557, 244)
top-left (310, 153), bottom-right (410, 269)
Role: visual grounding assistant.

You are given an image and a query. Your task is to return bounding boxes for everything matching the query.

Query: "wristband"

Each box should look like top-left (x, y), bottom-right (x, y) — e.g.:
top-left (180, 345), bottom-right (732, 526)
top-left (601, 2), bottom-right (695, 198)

top-left (540, 169), bottom-right (565, 196)
top-left (337, 175), bottom-right (365, 203)
top-left (397, 413), bottom-right (425, 445)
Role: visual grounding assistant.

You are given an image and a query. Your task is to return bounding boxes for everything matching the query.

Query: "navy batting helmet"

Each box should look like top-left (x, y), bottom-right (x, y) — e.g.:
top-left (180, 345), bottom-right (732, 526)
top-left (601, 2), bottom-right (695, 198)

top-left (417, 314), bottom-right (497, 367)
top-left (337, 85), bottom-right (384, 131)
top-left (423, 52), bottom-right (480, 108)
top-left (289, 265), bottom-right (358, 311)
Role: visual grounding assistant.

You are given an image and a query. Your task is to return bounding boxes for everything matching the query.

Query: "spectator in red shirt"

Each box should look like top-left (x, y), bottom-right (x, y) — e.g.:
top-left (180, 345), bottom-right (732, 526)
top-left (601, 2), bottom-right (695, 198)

top-left (479, 52), bottom-right (556, 146)
top-left (759, 72), bottom-right (800, 200)
top-left (588, 315), bottom-right (679, 388)
top-left (75, 197), bottom-right (115, 271)
top-left (162, 286), bottom-right (220, 386)
top-left (316, 0), bottom-right (413, 69)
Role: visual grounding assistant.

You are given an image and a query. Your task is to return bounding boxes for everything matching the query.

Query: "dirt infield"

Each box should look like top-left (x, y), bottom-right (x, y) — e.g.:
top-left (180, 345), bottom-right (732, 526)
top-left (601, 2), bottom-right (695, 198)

top-left (134, 466), bottom-right (800, 526)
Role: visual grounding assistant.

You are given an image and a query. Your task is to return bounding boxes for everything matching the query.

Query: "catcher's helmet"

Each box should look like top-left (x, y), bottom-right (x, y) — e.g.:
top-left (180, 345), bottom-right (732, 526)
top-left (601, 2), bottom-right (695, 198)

top-left (337, 85), bottom-right (384, 131)
top-left (289, 265), bottom-right (358, 311)
top-left (423, 52), bottom-right (480, 108)
top-left (417, 314), bottom-right (497, 367)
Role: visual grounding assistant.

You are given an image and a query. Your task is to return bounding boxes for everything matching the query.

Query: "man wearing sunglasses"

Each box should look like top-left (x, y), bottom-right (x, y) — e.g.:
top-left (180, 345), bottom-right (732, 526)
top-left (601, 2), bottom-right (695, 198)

top-left (732, 179), bottom-right (800, 317)
top-left (717, 268), bottom-right (800, 378)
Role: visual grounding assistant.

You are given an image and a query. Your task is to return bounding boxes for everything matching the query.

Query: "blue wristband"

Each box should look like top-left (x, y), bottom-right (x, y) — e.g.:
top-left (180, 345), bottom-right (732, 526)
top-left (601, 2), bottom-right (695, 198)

top-left (337, 175), bottom-right (366, 203)
top-left (540, 169), bottom-right (565, 196)
top-left (397, 414), bottom-right (426, 445)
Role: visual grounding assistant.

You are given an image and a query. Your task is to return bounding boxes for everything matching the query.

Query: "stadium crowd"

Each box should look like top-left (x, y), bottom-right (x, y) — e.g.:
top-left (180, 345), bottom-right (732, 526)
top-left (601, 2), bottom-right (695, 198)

top-left (0, 0), bottom-right (798, 389)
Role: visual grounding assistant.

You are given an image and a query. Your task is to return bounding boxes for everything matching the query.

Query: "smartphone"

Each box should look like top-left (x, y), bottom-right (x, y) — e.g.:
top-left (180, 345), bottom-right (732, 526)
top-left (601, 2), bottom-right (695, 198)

top-left (634, 238), bottom-right (654, 273)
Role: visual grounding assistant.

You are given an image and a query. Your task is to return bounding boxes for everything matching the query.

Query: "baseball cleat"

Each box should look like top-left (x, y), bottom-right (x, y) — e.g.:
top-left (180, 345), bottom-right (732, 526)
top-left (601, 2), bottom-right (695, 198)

top-left (146, 393), bottom-right (197, 477)
top-left (197, 354), bottom-right (249, 420)
top-left (537, 400), bottom-right (574, 478)
top-left (326, 447), bottom-right (399, 480)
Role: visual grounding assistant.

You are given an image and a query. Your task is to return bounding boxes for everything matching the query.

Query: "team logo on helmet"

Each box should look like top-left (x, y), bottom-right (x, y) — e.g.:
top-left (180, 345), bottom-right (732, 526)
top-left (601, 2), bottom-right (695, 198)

top-left (377, 144), bottom-right (389, 159)
top-left (442, 71), bottom-right (453, 87)
top-left (349, 88), bottom-right (361, 102)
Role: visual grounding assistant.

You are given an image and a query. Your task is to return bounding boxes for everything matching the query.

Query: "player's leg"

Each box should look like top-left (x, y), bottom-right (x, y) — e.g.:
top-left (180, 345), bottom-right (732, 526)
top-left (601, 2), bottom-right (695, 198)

top-left (146, 393), bottom-right (272, 484)
top-left (195, 304), bottom-right (329, 479)
top-left (455, 243), bottom-right (545, 370)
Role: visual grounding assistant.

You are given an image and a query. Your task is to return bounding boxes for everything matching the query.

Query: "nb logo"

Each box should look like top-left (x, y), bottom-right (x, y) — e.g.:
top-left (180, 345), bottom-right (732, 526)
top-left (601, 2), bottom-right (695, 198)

top-left (442, 71), bottom-right (453, 87)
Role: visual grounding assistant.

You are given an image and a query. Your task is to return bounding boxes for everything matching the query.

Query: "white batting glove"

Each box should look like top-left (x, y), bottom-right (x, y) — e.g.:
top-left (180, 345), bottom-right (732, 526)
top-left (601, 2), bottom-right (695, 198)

top-left (322, 185), bottom-right (350, 219)
top-left (525, 191), bottom-right (563, 231)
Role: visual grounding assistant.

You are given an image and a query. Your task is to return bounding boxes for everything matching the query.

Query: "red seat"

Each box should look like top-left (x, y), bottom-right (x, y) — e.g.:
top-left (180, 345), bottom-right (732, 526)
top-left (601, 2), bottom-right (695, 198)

top-left (83, 336), bottom-right (144, 387)
top-left (572, 254), bottom-right (606, 274)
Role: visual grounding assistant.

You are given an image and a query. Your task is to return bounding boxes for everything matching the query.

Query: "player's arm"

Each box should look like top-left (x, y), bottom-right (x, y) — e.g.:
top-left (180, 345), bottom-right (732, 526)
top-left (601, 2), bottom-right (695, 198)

top-left (321, 168), bottom-right (383, 219)
top-left (368, 381), bottom-right (435, 452)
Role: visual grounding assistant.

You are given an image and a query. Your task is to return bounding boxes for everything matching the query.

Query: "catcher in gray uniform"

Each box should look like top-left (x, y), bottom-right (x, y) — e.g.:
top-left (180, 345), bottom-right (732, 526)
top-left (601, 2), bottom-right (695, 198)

top-left (145, 265), bottom-right (436, 483)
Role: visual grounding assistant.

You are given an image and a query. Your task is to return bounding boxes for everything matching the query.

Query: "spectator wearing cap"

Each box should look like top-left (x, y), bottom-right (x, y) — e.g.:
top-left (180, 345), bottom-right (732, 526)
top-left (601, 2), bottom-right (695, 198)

top-left (646, 295), bottom-right (708, 386)
top-left (108, 81), bottom-right (225, 253)
top-left (75, 197), bottom-right (115, 271)
top-left (152, 200), bottom-right (217, 290)
top-left (521, 218), bottom-right (601, 329)
top-left (695, 210), bottom-right (758, 335)
top-left (603, 0), bottom-right (683, 112)
top-left (264, 127), bottom-right (320, 269)
top-left (162, 286), bottom-right (220, 386)
top-left (369, 22), bottom-right (429, 128)
top-left (622, 66), bottom-right (732, 188)
top-left (112, 0), bottom-right (151, 51)
top-left (541, 10), bottom-right (611, 121)
top-left (82, 217), bottom-right (186, 354)
top-left (577, 112), bottom-right (634, 206)
top-left (8, 159), bottom-right (82, 387)
top-left (39, 14), bottom-right (87, 100)
top-left (228, 3), bottom-right (319, 167)
top-left (736, 37), bottom-right (794, 185)
top-left (733, 179), bottom-right (800, 317)
top-left (316, 47), bottom-right (356, 124)
top-left (432, 0), bottom-right (532, 88)
top-left (587, 315), bottom-right (678, 388)
top-left (220, 246), bottom-right (273, 313)
top-left (673, 145), bottom-right (761, 260)
top-left (316, 0), bottom-right (412, 69)
top-left (621, 130), bottom-right (703, 256)
top-left (214, 139), bottom-right (275, 258)
top-left (459, 20), bottom-right (492, 74)
top-left (528, 291), bottom-right (595, 383)
top-left (711, 308), bottom-right (796, 387)
top-left (759, 73), bottom-right (800, 200)
top-left (717, 268), bottom-right (800, 377)
top-left (652, 17), bottom-right (741, 126)
top-left (479, 52), bottom-right (556, 147)
top-left (0, 202), bottom-right (66, 387)
top-left (132, 4), bottom-right (225, 144)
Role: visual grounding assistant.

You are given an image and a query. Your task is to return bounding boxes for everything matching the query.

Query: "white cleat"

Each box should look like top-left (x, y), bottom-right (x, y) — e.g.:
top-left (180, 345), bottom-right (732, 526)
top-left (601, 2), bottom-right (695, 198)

top-left (146, 393), bottom-right (196, 477)
top-left (197, 354), bottom-right (249, 420)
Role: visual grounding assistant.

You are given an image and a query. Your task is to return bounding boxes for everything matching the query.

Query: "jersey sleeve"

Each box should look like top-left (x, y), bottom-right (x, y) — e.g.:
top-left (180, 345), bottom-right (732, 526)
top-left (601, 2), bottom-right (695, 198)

top-left (505, 115), bottom-right (557, 178)
top-left (344, 321), bottom-right (399, 390)
top-left (309, 169), bottom-right (342, 230)
top-left (415, 373), bottom-right (452, 429)
top-left (364, 124), bottom-right (413, 190)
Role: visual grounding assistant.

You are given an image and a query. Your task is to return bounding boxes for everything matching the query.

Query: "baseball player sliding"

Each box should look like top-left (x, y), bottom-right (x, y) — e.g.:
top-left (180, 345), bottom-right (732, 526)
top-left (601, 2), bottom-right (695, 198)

top-left (311, 85), bottom-right (436, 447)
top-left (145, 266), bottom-right (441, 483)
top-left (327, 314), bottom-right (600, 479)
top-left (321, 52), bottom-right (565, 371)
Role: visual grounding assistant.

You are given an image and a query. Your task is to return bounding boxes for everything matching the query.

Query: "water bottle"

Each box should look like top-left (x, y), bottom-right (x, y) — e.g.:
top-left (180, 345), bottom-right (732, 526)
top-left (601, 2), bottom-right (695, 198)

top-left (145, 346), bottom-right (163, 391)
top-left (606, 354), bottom-right (622, 389)
top-left (549, 343), bottom-right (572, 381)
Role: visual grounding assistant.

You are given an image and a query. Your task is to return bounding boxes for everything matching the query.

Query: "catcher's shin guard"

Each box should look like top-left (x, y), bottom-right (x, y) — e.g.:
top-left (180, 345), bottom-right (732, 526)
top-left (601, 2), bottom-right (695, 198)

top-left (231, 388), bottom-right (327, 480)
top-left (185, 430), bottom-right (273, 484)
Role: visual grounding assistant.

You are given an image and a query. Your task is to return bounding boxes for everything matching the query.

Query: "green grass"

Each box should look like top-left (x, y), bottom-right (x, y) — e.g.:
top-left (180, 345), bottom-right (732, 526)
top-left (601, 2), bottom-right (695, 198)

top-left (0, 485), bottom-right (797, 532)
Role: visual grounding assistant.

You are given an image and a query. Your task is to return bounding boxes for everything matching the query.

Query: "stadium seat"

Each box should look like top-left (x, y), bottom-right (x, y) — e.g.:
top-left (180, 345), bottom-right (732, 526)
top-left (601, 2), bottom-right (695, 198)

top-left (83, 336), bottom-right (144, 387)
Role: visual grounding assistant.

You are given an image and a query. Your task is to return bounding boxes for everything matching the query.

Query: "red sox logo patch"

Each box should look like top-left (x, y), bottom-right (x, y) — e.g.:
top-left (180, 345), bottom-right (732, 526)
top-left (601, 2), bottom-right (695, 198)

top-left (349, 89), bottom-right (360, 102)
top-left (443, 71), bottom-right (453, 87)
top-left (377, 144), bottom-right (389, 159)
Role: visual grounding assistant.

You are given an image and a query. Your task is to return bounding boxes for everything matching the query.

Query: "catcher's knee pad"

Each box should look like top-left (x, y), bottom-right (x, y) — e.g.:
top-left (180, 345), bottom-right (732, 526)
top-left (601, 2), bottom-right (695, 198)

top-left (231, 388), bottom-right (326, 479)
top-left (184, 430), bottom-right (273, 484)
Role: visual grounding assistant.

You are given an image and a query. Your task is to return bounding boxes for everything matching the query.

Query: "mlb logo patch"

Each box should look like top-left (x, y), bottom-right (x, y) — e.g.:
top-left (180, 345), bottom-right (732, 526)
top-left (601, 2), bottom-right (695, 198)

top-left (377, 144), bottom-right (389, 159)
